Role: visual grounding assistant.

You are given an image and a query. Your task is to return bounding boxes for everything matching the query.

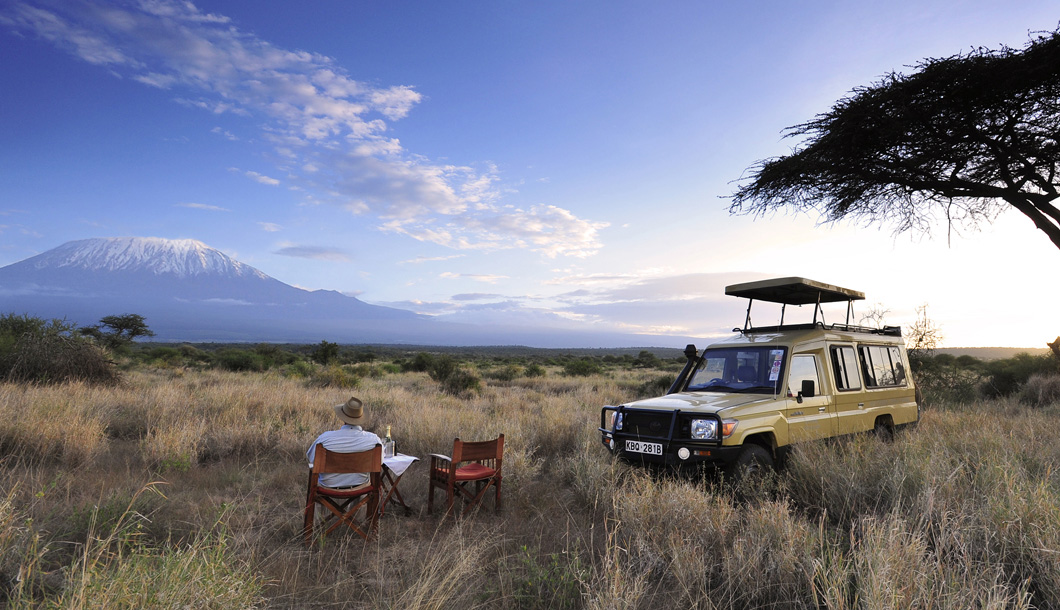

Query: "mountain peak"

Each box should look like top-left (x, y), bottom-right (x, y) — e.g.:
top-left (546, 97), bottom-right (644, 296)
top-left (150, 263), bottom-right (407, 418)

top-left (30, 237), bottom-right (269, 280)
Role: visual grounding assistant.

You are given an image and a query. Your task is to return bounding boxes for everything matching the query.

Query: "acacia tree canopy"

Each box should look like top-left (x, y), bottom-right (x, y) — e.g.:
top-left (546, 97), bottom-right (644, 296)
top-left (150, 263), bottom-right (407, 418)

top-left (730, 30), bottom-right (1060, 251)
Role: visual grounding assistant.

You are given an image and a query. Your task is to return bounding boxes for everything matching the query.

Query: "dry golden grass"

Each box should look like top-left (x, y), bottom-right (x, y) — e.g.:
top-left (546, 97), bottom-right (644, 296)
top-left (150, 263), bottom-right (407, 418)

top-left (2, 366), bottom-right (1060, 608)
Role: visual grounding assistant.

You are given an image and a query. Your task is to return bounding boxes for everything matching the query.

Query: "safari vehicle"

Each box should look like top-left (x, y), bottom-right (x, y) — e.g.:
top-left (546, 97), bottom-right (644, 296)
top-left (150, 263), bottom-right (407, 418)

top-left (599, 277), bottom-right (920, 476)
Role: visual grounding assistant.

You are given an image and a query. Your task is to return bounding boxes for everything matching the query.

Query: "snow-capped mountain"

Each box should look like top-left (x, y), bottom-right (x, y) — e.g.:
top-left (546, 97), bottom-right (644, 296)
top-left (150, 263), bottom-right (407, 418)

top-left (32, 237), bottom-right (270, 279)
top-left (0, 237), bottom-right (686, 347)
top-left (0, 237), bottom-right (436, 343)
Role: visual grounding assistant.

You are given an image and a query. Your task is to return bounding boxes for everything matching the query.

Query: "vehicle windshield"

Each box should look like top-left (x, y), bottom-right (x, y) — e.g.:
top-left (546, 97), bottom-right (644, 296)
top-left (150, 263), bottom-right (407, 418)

top-left (685, 346), bottom-right (787, 394)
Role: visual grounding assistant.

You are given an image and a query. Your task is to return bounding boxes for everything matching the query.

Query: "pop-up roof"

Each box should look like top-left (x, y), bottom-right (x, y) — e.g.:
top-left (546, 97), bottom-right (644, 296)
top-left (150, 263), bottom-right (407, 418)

top-left (725, 277), bottom-right (868, 332)
top-left (724, 277), bottom-right (864, 305)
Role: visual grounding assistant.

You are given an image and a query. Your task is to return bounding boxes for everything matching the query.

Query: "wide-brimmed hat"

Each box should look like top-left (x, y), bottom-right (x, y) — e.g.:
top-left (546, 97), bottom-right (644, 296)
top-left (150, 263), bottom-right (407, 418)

top-left (334, 397), bottom-right (366, 425)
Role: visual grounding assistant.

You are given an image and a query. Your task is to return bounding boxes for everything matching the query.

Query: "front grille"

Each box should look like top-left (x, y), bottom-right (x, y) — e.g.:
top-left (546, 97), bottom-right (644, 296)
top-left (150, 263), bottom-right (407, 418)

top-left (622, 410), bottom-right (674, 439)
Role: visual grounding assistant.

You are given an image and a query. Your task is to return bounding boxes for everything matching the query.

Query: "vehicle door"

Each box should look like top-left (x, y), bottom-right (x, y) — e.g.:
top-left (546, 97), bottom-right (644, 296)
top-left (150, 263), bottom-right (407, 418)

top-left (784, 352), bottom-right (836, 442)
top-left (829, 344), bottom-right (868, 434)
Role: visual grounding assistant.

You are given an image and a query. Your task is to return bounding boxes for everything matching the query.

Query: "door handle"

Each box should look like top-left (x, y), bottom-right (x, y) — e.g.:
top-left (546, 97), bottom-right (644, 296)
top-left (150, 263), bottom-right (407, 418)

top-left (818, 406), bottom-right (827, 412)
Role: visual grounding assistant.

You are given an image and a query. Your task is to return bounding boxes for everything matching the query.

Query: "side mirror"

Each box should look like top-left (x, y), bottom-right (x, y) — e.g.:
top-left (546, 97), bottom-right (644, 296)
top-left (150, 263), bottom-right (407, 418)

top-left (798, 379), bottom-right (816, 402)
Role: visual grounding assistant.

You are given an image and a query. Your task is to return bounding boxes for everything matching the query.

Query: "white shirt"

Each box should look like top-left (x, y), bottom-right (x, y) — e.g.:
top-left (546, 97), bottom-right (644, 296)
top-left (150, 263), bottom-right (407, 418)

top-left (306, 424), bottom-right (382, 488)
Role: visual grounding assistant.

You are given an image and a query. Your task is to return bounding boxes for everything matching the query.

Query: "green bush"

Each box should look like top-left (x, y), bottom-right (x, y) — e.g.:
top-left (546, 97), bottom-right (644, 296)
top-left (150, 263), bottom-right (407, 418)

top-left (440, 368), bottom-right (481, 397)
top-left (562, 358), bottom-right (603, 377)
top-left (981, 353), bottom-right (1057, 398)
top-left (637, 374), bottom-right (674, 398)
top-left (0, 313), bottom-right (119, 385)
top-left (402, 352), bottom-right (435, 372)
top-left (485, 364), bottom-right (521, 381)
top-left (213, 349), bottom-right (266, 372)
top-left (1019, 374), bottom-right (1060, 408)
top-left (283, 360), bottom-right (316, 378)
top-left (307, 365), bottom-right (360, 389)
top-left (524, 363), bottom-right (546, 378)
top-left (427, 355), bottom-right (459, 382)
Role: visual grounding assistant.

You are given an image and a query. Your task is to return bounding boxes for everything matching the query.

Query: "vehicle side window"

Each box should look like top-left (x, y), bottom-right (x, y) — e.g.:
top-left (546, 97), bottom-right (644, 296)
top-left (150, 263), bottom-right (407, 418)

top-left (830, 346), bottom-right (862, 391)
top-left (788, 355), bottom-right (821, 397)
top-left (858, 344), bottom-right (907, 388)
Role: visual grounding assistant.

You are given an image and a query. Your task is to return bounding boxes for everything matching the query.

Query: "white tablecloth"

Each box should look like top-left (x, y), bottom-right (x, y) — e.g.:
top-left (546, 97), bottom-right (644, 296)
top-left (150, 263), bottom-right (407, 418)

top-left (383, 453), bottom-right (419, 477)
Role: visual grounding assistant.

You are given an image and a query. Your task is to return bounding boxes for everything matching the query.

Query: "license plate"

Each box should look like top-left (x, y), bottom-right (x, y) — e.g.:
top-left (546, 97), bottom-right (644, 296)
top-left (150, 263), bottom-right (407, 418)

top-left (626, 440), bottom-right (662, 455)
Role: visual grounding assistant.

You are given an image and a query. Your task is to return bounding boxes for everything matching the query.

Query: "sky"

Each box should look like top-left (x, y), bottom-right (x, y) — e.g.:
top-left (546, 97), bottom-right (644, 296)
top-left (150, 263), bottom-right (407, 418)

top-left (1, 0), bottom-right (1058, 348)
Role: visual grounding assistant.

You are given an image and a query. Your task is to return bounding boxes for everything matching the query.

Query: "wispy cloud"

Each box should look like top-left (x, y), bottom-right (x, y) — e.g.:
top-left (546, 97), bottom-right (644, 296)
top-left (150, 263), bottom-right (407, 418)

top-left (440, 272), bottom-right (508, 284)
top-left (258, 222), bottom-right (282, 232)
top-left (3, 0), bottom-right (605, 258)
top-left (399, 254), bottom-right (464, 264)
top-left (210, 126), bottom-right (238, 141)
top-left (274, 244), bottom-right (351, 262)
top-left (244, 170), bottom-right (280, 186)
top-left (451, 293), bottom-right (504, 301)
top-left (176, 202), bottom-right (229, 212)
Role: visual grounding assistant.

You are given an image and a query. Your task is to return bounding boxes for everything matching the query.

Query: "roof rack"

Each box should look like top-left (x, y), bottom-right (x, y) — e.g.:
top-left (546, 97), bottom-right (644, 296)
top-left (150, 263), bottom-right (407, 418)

top-left (725, 277), bottom-right (866, 332)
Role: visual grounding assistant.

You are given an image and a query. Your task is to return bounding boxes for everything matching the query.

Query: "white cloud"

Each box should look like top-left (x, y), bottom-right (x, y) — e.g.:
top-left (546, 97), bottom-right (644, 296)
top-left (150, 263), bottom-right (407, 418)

top-left (258, 222), bottom-right (282, 232)
top-left (274, 243), bottom-right (351, 262)
top-left (7, 0), bottom-right (607, 259)
top-left (440, 272), bottom-right (509, 284)
top-left (399, 254), bottom-right (464, 264)
top-left (211, 126), bottom-right (238, 140)
top-left (245, 170), bottom-right (280, 186)
top-left (176, 202), bottom-right (229, 211)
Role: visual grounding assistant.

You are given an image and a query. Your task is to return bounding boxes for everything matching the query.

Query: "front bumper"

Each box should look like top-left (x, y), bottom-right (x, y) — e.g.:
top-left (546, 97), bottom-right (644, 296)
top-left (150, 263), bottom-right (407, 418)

top-left (600, 430), bottom-right (744, 467)
top-left (599, 405), bottom-right (743, 468)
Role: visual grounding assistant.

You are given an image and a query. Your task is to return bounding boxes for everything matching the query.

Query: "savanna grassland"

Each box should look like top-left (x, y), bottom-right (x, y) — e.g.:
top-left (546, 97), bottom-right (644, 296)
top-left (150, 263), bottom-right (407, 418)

top-left (3, 348), bottom-right (1060, 609)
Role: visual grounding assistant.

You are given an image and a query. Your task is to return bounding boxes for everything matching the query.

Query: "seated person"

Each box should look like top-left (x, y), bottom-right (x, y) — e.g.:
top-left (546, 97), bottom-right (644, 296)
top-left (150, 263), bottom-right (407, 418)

top-left (306, 397), bottom-right (382, 489)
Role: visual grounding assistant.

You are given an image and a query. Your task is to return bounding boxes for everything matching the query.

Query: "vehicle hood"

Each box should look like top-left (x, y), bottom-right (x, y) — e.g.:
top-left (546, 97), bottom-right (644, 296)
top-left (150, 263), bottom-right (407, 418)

top-left (622, 392), bottom-right (776, 414)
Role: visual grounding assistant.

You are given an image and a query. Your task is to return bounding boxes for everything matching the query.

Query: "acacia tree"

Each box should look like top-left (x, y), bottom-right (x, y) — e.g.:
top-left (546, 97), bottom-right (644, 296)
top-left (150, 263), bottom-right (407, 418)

top-left (730, 29), bottom-right (1060, 251)
top-left (81, 313), bottom-right (155, 351)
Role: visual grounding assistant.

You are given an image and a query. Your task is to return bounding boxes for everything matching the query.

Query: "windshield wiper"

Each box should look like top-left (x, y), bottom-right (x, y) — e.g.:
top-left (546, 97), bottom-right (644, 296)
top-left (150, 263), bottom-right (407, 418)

top-left (690, 383), bottom-right (735, 392)
top-left (733, 385), bottom-right (778, 394)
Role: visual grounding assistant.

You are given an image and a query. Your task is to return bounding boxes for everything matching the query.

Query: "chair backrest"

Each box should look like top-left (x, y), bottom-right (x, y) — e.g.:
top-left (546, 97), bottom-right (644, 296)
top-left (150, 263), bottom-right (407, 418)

top-left (312, 443), bottom-right (382, 475)
top-left (451, 434), bottom-right (504, 466)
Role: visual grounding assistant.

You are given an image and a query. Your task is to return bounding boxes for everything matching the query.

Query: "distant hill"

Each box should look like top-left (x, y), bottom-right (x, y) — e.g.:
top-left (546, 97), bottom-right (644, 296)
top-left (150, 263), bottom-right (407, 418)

top-left (936, 347), bottom-right (1050, 360)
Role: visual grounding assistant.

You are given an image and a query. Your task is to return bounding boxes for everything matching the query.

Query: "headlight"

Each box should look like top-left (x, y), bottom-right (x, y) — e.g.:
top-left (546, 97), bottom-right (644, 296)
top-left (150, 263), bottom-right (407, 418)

top-left (612, 412), bottom-right (624, 431)
top-left (690, 418), bottom-right (718, 440)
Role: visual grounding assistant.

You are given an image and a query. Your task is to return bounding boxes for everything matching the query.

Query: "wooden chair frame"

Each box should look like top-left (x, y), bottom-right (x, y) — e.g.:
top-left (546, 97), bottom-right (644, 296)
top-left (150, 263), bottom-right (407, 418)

top-left (303, 443), bottom-right (382, 545)
top-left (427, 434), bottom-right (504, 516)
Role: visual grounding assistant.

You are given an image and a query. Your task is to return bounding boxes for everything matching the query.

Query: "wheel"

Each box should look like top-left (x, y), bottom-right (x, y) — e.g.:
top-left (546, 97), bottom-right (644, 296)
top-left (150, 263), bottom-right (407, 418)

top-left (873, 418), bottom-right (895, 442)
top-left (725, 443), bottom-right (774, 482)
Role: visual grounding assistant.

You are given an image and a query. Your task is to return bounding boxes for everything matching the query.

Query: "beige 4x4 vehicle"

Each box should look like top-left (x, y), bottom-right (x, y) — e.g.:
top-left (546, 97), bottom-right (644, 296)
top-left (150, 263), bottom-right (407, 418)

top-left (599, 277), bottom-right (920, 475)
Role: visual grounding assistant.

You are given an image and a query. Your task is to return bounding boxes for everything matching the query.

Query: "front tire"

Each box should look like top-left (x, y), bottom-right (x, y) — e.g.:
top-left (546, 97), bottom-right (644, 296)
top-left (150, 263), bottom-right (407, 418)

top-left (725, 443), bottom-right (774, 482)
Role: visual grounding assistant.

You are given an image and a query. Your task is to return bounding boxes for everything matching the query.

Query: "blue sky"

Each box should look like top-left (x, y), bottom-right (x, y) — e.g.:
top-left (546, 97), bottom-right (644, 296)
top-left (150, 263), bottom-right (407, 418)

top-left (2, 0), bottom-right (1058, 347)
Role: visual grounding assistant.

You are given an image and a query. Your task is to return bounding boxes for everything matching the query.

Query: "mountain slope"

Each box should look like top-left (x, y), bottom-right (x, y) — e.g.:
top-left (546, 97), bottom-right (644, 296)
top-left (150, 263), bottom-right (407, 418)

top-left (0, 237), bottom-right (692, 347)
top-left (0, 237), bottom-right (429, 341)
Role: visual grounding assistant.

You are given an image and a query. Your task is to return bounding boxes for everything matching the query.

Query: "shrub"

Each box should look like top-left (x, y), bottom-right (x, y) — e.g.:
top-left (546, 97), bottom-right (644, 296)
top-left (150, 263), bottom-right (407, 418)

top-left (282, 359), bottom-right (315, 378)
top-left (213, 349), bottom-right (266, 372)
top-left (310, 340), bottom-right (339, 365)
top-left (524, 363), bottom-right (546, 378)
top-left (562, 358), bottom-right (603, 377)
top-left (440, 368), bottom-right (481, 397)
top-left (485, 364), bottom-right (521, 382)
top-left (428, 355), bottom-right (459, 382)
top-left (631, 350), bottom-right (661, 369)
top-left (1019, 373), bottom-right (1060, 408)
top-left (306, 364), bottom-right (360, 388)
top-left (402, 352), bottom-right (435, 372)
top-left (981, 352), bottom-right (1057, 398)
top-left (0, 314), bottom-right (119, 385)
top-left (636, 374), bottom-right (673, 398)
